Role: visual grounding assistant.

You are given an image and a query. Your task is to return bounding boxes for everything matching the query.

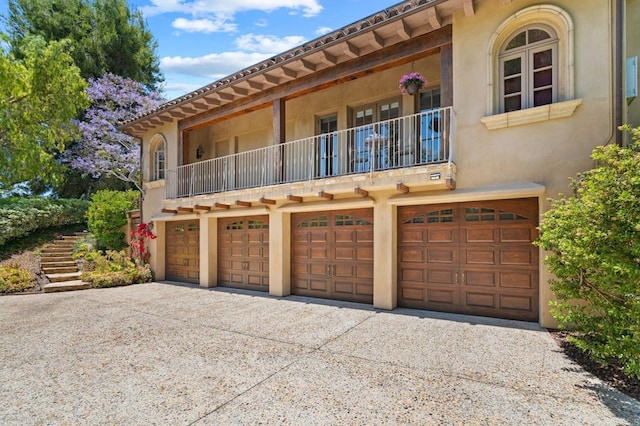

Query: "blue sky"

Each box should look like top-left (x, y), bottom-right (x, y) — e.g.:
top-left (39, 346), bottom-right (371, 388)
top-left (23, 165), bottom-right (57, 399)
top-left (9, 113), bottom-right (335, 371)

top-left (131, 0), bottom-right (399, 99)
top-left (0, 0), bottom-right (399, 100)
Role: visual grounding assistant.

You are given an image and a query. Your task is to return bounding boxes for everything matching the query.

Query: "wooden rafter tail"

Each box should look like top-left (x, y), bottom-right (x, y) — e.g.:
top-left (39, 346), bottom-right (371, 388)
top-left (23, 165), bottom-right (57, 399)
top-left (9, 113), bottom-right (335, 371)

top-left (235, 200), bottom-right (252, 207)
top-left (354, 187), bottom-right (368, 197)
top-left (161, 208), bottom-right (178, 214)
top-left (194, 204), bottom-right (211, 211)
top-left (214, 202), bottom-right (230, 209)
top-left (318, 191), bottom-right (334, 200)
top-left (177, 207), bottom-right (194, 213)
top-left (287, 195), bottom-right (303, 203)
top-left (396, 183), bottom-right (410, 193)
top-left (259, 197), bottom-right (276, 205)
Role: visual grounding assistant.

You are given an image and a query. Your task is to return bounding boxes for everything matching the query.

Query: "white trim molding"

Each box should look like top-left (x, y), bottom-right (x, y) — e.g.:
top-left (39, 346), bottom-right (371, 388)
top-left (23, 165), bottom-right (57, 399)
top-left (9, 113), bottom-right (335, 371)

top-left (481, 98), bottom-right (582, 130)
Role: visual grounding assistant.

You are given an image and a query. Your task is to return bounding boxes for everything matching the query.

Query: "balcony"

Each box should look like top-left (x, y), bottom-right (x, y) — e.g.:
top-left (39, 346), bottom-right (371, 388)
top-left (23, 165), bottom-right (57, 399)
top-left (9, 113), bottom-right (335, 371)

top-left (164, 107), bottom-right (454, 200)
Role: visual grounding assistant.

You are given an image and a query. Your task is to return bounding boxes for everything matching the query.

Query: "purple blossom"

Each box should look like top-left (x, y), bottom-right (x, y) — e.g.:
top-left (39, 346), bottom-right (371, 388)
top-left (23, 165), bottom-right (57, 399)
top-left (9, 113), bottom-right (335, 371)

top-left (398, 72), bottom-right (426, 94)
top-left (63, 74), bottom-right (164, 189)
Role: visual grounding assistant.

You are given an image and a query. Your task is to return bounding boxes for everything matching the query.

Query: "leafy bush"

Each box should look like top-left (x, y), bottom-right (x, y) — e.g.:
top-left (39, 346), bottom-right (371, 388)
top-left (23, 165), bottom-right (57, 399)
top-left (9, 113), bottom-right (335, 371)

top-left (537, 128), bottom-right (640, 378)
top-left (0, 264), bottom-right (36, 293)
top-left (80, 249), bottom-right (152, 288)
top-left (0, 197), bottom-right (88, 247)
top-left (72, 234), bottom-right (97, 259)
top-left (87, 190), bottom-right (139, 249)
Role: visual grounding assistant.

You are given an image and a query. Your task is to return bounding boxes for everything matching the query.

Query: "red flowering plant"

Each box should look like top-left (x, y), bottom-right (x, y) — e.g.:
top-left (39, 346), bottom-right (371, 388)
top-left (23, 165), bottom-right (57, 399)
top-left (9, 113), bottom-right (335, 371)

top-left (130, 222), bottom-right (157, 265)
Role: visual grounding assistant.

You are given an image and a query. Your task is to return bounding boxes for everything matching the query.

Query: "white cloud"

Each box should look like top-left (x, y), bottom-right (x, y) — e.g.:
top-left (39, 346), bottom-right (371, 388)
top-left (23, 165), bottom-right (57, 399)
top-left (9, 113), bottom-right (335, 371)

top-left (235, 34), bottom-right (306, 53)
top-left (315, 26), bottom-right (332, 36)
top-left (160, 51), bottom-right (274, 79)
top-left (141, 0), bottom-right (323, 18)
top-left (172, 17), bottom-right (237, 33)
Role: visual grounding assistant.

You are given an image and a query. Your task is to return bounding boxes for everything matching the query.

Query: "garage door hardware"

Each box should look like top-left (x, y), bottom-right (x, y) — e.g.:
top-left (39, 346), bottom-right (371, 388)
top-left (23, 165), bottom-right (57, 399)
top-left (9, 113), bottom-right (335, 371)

top-left (325, 265), bottom-right (337, 276)
top-left (454, 271), bottom-right (465, 284)
top-left (240, 262), bottom-right (250, 270)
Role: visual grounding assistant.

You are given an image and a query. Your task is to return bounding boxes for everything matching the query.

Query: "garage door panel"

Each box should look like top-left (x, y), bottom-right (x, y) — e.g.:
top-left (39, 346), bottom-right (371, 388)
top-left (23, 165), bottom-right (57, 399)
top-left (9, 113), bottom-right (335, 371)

top-left (400, 230), bottom-right (425, 243)
top-left (218, 216), bottom-right (269, 291)
top-left (400, 248), bottom-right (424, 263)
top-left (463, 228), bottom-right (496, 243)
top-left (500, 249), bottom-right (534, 266)
top-left (465, 249), bottom-right (496, 265)
top-left (427, 249), bottom-right (456, 264)
top-left (501, 272), bottom-right (535, 289)
top-left (427, 229), bottom-right (456, 243)
top-left (166, 220), bottom-right (200, 284)
top-left (500, 227), bottom-right (534, 243)
top-left (357, 247), bottom-right (373, 261)
top-left (399, 199), bottom-right (539, 321)
top-left (292, 208), bottom-right (373, 304)
top-left (500, 294), bottom-right (533, 311)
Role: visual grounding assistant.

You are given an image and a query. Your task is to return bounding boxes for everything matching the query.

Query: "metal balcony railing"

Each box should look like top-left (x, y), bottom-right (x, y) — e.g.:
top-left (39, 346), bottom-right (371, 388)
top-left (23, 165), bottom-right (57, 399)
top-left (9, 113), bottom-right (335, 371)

top-left (165, 106), bottom-right (453, 199)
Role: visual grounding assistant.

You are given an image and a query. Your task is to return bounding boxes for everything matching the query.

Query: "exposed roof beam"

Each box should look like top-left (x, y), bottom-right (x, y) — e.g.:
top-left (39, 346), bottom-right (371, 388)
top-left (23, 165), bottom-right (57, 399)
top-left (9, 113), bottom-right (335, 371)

top-left (161, 208), bottom-right (177, 214)
top-left (168, 110), bottom-right (186, 118)
top-left (463, 0), bottom-right (474, 16)
top-left (235, 200), bottom-right (252, 207)
top-left (179, 106), bottom-right (196, 115)
top-left (149, 118), bottom-right (164, 126)
top-left (259, 197), bottom-right (276, 205)
top-left (397, 19), bottom-right (412, 40)
top-left (354, 187), bottom-right (368, 197)
top-left (299, 59), bottom-right (316, 73)
top-left (263, 73), bottom-right (281, 85)
top-left (231, 86), bottom-right (249, 96)
top-left (247, 80), bottom-right (264, 90)
top-left (202, 96), bottom-right (220, 106)
top-left (218, 91), bottom-right (235, 101)
top-left (396, 183), bottom-right (410, 193)
top-left (177, 207), bottom-right (193, 213)
top-left (191, 101), bottom-right (208, 110)
top-left (370, 31), bottom-right (384, 49)
top-left (281, 66), bottom-right (298, 79)
top-left (318, 191), bottom-right (333, 200)
top-left (287, 195), bottom-right (303, 203)
top-left (194, 204), bottom-right (211, 211)
top-left (343, 41), bottom-right (360, 58)
top-left (214, 202), bottom-right (230, 209)
top-left (321, 51), bottom-right (338, 65)
top-left (427, 7), bottom-right (441, 29)
top-left (157, 115), bottom-right (173, 123)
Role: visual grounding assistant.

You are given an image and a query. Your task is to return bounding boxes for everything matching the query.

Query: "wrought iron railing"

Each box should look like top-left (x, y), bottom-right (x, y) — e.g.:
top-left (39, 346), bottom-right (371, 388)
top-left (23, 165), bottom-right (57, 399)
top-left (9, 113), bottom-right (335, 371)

top-left (165, 106), bottom-right (453, 199)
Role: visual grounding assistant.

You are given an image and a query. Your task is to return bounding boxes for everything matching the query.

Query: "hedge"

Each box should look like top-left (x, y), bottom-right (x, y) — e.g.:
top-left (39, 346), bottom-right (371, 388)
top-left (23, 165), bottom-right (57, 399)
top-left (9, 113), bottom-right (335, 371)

top-left (0, 197), bottom-right (89, 246)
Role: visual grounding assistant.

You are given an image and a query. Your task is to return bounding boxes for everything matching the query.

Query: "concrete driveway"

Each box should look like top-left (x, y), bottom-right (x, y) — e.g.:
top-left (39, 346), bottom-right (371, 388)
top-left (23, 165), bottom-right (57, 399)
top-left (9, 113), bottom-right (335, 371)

top-left (1, 283), bottom-right (638, 425)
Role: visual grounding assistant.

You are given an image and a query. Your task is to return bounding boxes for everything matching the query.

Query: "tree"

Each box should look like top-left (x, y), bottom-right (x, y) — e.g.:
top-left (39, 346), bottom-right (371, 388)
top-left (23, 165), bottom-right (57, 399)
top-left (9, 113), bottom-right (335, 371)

top-left (536, 128), bottom-right (640, 378)
top-left (87, 189), bottom-right (139, 249)
top-left (0, 34), bottom-right (88, 191)
top-left (5, 0), bottom-right (163, 91)
top-left (63, 73), bottom-right (163, 191)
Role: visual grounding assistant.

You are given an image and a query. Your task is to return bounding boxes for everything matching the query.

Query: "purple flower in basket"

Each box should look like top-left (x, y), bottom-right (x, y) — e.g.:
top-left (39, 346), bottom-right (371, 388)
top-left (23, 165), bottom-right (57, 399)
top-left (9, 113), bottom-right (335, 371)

top-left (399, 72), bottom-right (426, 94)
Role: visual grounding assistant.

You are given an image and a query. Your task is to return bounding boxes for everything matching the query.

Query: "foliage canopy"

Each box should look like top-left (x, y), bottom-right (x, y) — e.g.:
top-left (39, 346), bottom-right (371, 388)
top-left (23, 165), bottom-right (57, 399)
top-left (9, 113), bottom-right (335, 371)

top-left (87, 190), bottom-right (139, 250)
top-left (0, 35), bottom-right (88, 191)
top-left (537, 128), bottom-right (640, 378)
top-left (6, 0), bottom-right (163, 91)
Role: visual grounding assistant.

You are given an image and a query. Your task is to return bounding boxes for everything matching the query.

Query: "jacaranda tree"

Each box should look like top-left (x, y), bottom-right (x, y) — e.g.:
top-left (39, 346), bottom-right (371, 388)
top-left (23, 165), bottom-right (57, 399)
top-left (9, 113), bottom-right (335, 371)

top-left (64, 73), bottom-right (163, 191)
top-left (537, 126), bottom-right (640, 378)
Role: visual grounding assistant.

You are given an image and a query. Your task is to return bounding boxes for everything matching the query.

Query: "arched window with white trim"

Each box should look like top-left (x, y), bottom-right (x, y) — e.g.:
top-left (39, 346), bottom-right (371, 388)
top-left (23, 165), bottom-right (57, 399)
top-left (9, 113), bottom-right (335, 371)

top-left (149, 134), bottom-right (166, 181)
top-left (500, 25), bottom-right (558, 112)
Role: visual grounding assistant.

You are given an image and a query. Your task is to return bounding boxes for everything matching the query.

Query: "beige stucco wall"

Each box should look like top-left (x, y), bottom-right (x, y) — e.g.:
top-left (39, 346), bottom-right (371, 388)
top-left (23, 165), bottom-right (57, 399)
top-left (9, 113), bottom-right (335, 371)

top-left (452, 0), bottom-right (615, 326)
top-left (138, 0), bottom-right (624, 327)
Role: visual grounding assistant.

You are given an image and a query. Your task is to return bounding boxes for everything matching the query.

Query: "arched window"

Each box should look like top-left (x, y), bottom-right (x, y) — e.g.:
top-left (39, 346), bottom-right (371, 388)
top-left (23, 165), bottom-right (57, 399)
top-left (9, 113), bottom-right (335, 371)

top-left (485, 5), bottom-right (575, 119)
top-left (150, 134), bottom-right (166, 181)
top-left (499, 25), bottom-right (558, 112)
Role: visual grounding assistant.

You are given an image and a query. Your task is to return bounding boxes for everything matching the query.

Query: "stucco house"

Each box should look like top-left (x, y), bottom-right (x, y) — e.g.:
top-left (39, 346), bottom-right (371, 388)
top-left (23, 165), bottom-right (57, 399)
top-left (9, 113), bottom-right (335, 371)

top-left (121, 0), bottom-right (639, 327)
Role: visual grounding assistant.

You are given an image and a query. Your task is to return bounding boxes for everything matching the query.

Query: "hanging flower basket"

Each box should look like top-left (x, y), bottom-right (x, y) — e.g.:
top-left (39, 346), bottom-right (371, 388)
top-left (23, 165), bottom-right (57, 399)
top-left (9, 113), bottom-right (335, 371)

top-left (399, 72), bottom-right (426, 95)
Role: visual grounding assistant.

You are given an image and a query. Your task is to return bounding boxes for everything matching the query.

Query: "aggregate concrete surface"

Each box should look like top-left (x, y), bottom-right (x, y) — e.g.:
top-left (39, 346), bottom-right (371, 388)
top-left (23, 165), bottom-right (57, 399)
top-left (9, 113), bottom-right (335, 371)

top-left (1, 282), bottom-right (638, 425)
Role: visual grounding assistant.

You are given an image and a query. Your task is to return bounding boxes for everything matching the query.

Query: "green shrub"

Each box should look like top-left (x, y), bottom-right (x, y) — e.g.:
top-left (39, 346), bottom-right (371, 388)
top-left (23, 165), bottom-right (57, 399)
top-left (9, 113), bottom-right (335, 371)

top-left (87, 190), bottom-right (139, 250)
top-left (72, 234), bottom-right (97, 259)
top-left (0, 197), bottom-right (88, 247)
top-left (79, 249), bottom-right (152, 288)
top-left (536, 127), bottom-right (640, 378)
top-left (0, 264), bottom-right (36, 293)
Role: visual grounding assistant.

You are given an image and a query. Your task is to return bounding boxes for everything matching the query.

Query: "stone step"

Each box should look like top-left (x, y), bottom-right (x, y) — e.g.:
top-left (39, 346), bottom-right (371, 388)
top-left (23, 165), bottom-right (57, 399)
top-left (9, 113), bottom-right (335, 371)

top-left (47, 272), bottom-right (82, 283)
top-left (41, 246), bottom-right (73, 254)
top-left (43, 280), bottom-right (90, 293)
top-left (74, 232), bottom-right (89, 237)
top-left (40, 260), bottom-right (77, 268)
top-left (40, 255), bottom-right (74, 262)
top-left (53, 240), bottom-right (76, 246)
top-left (43, 266), bottom-right (79, 275)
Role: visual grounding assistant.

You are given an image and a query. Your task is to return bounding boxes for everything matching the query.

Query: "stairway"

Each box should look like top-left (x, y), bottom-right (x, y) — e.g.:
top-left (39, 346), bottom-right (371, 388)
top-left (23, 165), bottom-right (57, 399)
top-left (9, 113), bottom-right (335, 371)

top-left (41, 234), bottom-right (90, 293)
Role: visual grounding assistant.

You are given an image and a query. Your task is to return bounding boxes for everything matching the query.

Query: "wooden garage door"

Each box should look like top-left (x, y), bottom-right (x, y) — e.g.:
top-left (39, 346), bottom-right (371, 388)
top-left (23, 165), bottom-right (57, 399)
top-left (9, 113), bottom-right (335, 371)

top-left (218, 216), bottom-right (269, 291)
top-left (166, 220), bottom-right (200, 284)
top-left (398, 198), bottom-right (539, 321)
top-left (292, 209), bottom-right (373, 304)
